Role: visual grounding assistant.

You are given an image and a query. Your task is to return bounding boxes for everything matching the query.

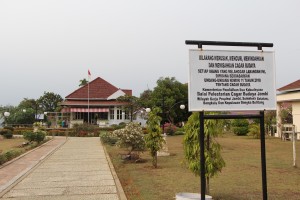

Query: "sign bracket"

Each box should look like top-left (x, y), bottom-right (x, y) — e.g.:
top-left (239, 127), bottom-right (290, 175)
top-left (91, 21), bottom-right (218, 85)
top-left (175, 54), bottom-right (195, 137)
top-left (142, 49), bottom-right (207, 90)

top-left (185, 40), bottom-right (273, 50)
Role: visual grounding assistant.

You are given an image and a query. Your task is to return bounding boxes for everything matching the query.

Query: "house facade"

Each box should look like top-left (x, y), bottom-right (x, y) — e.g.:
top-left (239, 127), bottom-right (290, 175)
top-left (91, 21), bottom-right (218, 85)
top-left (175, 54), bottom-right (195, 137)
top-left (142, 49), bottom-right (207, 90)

top-left (277, 79), bottom-right (300, 140)
top-left (60, 77), bottom-right (134, 128)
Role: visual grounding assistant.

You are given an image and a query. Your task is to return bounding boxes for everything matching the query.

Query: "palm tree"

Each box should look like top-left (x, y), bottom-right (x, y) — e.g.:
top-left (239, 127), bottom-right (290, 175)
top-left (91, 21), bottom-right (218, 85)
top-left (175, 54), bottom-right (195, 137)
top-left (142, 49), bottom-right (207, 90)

top-left (79, 78), bottom-right (88, 87)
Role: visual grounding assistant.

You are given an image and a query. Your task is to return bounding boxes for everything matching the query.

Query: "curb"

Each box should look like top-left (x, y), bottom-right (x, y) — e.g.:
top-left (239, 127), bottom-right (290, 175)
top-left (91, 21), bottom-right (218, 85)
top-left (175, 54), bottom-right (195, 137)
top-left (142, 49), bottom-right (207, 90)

top-left (102, 141), bottom-right (127, 200)
top-left (0, 137), bottom-right (68, 197)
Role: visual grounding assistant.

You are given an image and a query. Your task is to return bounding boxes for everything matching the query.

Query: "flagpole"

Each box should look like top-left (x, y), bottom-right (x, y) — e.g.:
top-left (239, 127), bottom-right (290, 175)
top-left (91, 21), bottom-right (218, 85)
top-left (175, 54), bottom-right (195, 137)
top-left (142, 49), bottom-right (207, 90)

top-left (88, 79), bottom-right (90, 124)
top-left (88, 70), bottom-right (91, 125)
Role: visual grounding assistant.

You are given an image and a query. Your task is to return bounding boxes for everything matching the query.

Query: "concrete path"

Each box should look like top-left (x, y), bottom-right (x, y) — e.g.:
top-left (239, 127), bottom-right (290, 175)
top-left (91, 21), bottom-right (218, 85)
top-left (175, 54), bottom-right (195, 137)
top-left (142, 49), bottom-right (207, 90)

top-left (0, 136), bottom-right (67, 194)
top-left (0, 137), bottom-right (126, 200)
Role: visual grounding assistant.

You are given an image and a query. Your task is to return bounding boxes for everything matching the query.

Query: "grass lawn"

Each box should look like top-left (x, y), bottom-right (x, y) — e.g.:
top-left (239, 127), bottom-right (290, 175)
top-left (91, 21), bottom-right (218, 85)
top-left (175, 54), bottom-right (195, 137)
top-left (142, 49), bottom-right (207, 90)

top-left (105, 134), bottom-right (300, 200)
top-left (0, 137), bottom-right (27, 152)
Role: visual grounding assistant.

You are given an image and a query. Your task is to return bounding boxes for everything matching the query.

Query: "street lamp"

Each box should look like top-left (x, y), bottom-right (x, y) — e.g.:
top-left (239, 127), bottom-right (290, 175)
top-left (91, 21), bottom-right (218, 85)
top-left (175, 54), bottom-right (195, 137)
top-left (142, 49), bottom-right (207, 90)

top-left (35, 104), bottom-right (42, 122)
top-left (4, 112), bottom-right (10, 126)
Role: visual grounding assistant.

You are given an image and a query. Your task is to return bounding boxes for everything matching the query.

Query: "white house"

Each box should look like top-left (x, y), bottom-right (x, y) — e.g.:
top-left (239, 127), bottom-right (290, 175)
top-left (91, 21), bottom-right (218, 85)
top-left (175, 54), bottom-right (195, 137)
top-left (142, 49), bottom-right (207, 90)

top-left (59, 77), bottom-right (135, 128)
top-left (277, 79), bottom-right (300, 140)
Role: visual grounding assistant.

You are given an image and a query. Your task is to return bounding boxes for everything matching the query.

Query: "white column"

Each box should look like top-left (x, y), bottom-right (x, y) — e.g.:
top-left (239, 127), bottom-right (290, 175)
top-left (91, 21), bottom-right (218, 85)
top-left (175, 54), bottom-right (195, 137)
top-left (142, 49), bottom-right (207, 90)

top-left (276, 102), bottom-right (282, 138)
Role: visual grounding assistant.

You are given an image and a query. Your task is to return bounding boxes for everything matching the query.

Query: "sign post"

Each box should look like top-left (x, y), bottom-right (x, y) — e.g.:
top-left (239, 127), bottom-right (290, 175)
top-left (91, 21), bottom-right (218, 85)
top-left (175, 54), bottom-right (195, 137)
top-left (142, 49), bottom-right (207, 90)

top-left (186, 40), bottom-right (275, 200)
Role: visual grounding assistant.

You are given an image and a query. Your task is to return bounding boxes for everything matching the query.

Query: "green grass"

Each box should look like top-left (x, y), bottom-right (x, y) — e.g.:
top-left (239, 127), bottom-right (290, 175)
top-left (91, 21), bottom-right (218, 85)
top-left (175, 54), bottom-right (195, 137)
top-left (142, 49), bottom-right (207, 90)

top-left (0, 137), bottom-right (27, 152)
top-left (105, 134), bottom-right (300, 200)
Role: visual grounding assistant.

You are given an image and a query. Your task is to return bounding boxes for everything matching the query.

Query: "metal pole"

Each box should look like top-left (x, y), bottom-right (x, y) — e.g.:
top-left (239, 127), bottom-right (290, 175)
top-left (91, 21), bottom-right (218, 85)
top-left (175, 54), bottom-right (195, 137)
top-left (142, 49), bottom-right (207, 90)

top-left (260, 110), bottom-right (268, 200)
top-left (199, 111), bottom-right (206, 200)
top-left (35, 104), bottom-right (38, 122)
top-left (88, 81), bottom-right (90, 124)
top-left (162, 95), bottom-right (165, 134)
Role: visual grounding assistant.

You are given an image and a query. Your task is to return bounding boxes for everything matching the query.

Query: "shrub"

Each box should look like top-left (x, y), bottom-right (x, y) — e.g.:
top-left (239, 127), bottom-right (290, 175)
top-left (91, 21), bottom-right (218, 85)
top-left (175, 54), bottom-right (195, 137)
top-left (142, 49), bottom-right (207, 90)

top-left (113, 122), bottom-right (145, 156)
top-left (174, 130), bottom-right (185, 135)
top-left (35, 131), bottom-right (46, 143)
top-left (71, 123), bottom-right (97, 137)
top-left (99, 131), bottom-right (118, 145)
top-left (99, 127), bottom-right (114, 132)
top-left (3, 126), bottom-right (14, 132)
top-left (23, 131), bottom-right (36, 142)
top-left (3, 130), bottom-right (13, 139)
top-left (163, 123), bottom-right (178, 136)
top-left (0, 154), bottom-right (8, 165)
top-left (118, 122), bottom-right (127, 128)
top-left (23, 130), bottom-right (46, 143)
top-left (0, 149), bottom-right (24, 165)
top-left (249, 123), bottom-right (260, 139)
top-left (14, 128), bottom-right (32, 135)
top-left (48, 129), bottom-right (66, 136)
top-left (110, 123), bottom-right (127, 130)
top-left (232, 119), bottom-right (249, 136)
top-left (0, 129), bottom-right (13, 139)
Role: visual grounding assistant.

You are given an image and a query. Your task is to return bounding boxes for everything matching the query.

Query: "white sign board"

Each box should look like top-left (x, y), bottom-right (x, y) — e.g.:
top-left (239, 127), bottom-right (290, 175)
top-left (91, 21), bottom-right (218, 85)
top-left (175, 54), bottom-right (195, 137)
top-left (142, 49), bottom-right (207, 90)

top-left (188, 50), bottom-right (276, 111)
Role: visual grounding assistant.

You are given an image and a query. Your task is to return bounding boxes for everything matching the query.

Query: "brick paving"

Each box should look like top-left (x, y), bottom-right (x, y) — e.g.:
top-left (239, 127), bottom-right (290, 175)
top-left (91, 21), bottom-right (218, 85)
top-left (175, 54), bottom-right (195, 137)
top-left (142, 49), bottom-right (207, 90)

top-left (0, 137), bottom-right (126, 200)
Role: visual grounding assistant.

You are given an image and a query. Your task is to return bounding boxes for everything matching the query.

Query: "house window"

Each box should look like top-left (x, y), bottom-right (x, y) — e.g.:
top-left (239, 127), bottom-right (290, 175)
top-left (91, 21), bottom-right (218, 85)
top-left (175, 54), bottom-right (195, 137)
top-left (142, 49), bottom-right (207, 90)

top-left (110, 109), bottom-right (114, 120)
top-left (73, 112), bottom-right (83, 120)
top-left (99, 112), bottom-right (108, 120)
top-left (117, 108), bottom-right (122, 120)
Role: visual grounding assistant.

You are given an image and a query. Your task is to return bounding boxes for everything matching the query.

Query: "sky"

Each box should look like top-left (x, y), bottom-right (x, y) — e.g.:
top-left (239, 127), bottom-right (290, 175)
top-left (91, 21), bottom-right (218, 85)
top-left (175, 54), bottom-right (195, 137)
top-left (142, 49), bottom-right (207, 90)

top-left (1, 0), bottom-right (300, 106)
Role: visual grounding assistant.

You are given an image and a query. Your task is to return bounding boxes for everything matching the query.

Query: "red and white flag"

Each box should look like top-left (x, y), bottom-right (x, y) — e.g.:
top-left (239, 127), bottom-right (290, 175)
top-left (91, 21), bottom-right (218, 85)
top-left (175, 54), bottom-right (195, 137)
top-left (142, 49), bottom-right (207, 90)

top-left (88, 69), bottom-right (91, 80)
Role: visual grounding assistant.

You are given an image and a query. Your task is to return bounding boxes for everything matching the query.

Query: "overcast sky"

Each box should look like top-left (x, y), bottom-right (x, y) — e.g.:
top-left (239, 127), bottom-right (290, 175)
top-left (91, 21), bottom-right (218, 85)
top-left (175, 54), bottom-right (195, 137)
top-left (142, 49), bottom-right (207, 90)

top-left (1, 0), bottom-right (299, 106)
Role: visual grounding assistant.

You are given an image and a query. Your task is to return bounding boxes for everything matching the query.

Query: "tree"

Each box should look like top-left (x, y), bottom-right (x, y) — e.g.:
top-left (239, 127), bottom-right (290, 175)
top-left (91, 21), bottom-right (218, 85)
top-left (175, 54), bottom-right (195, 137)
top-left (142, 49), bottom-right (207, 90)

top-left (18, 98), bottom-right (37, 109)
top-left (144, 107), bottom-right (164, 168)
top-left (139, 89), bottom-right (153, 108)
top-left (183, 112), bottom-right (225, 194)
top-left (17, 98), bottom-right (38, 124)
top-left (1, 100), bottom-right (37, 125)
top-left (140, 77), bottom-right (189, 125)
top-left (116, 95), bottom-right (140, 122)
top-left (0, 105), bottom-right (15, 126)
top-left (79, 78), bottom-right (88, 87)
top-left (37, 92), bottom-right (63, 112)
top-left (264, 110), bottom-right (276, 135)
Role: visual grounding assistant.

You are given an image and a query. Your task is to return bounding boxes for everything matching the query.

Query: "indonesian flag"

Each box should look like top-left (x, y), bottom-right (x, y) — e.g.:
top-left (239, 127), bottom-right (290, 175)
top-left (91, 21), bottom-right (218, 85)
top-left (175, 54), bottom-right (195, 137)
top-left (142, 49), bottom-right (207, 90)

top-left (88, 69), bottom-right (91, 80)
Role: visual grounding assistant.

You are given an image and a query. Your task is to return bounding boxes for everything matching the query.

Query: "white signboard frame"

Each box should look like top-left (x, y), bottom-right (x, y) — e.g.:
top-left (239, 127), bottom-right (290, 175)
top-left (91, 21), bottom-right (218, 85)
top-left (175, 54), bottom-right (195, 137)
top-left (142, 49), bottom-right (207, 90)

top-left (188, 49), bottom-right (276, 111)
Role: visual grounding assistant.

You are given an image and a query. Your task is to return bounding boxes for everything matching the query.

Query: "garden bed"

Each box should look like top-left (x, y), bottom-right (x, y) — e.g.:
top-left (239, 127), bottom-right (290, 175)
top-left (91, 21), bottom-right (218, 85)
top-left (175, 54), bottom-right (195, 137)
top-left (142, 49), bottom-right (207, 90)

top-left (0, 136), bottom-right (49, 165)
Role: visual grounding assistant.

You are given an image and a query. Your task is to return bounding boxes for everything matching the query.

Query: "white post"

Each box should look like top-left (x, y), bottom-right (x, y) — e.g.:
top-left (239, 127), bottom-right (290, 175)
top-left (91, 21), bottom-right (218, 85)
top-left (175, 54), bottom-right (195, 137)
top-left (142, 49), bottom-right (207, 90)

top-left (277, 103), bottom-right (282, 138)
top-left (293, 125), bottom-right (297, 167)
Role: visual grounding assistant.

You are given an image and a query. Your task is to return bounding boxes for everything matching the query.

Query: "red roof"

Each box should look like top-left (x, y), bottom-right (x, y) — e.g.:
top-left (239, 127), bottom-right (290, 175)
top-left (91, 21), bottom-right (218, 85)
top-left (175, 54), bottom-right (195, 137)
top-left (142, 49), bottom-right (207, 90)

top-left (278, 80), bottom-right (300, 92)
top-left (65, 77), bottom-right (132, 99)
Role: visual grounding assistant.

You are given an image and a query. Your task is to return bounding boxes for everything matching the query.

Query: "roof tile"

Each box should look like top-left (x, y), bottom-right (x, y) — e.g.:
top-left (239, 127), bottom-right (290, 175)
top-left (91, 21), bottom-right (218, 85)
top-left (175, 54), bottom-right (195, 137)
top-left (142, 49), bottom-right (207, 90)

top-left (278, 79), bottom-right (300, 92)
top-left (65, 77), bottom-right (132, 99)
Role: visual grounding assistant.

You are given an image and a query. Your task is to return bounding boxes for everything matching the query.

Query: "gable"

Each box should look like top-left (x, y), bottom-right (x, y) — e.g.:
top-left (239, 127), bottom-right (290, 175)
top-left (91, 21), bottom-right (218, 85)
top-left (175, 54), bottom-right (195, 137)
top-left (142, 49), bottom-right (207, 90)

top-left (107, 89), bottom-right (126, 100)
top-left (66, 77), bottom-right (119, 99)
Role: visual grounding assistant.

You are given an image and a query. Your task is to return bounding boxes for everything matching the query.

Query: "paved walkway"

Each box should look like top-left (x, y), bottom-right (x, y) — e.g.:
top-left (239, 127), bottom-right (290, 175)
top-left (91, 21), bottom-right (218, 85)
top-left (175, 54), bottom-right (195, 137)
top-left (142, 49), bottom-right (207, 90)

top-left (0, 137), bottom-right (126, 200)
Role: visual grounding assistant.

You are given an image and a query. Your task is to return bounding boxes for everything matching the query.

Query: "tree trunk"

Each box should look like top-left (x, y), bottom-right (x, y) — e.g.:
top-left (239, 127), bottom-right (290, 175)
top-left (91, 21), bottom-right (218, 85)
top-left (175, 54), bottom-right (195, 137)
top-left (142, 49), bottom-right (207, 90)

top-left (153, 152), bottom-right (157, 168)
top-left (206, 177), bottom-right (210, 195)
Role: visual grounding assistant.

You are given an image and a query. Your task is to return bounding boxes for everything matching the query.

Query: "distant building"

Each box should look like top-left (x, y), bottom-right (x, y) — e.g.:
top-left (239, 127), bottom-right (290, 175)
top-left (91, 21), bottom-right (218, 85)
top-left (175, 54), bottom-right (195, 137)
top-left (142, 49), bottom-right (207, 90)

top-left (58, 77), bottom-right (138, 128)
top-left (277, 79), bottom-right (300, 140)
